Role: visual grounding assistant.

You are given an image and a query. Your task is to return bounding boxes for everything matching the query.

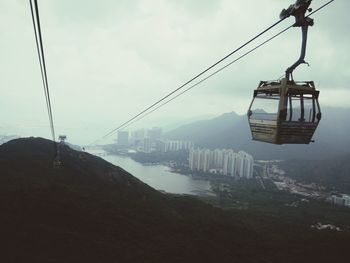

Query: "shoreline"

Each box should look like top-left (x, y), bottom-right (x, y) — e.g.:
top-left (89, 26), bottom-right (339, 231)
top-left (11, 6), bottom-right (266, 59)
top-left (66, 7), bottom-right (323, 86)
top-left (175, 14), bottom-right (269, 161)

top-left (104, 150), bottom-right (255, 181)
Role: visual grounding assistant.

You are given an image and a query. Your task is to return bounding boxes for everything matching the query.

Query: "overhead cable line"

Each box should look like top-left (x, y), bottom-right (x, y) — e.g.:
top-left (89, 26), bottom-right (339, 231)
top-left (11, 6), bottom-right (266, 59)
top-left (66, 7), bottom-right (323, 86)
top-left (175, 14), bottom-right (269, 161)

top-left (29, 0), bottom-right (56, 142)
top-left (121, 0), bottom-right (335, 132)
top-left (91, 0), bottom-right (334, 145)
top-left (96, 18), bottom-right (288, 142)
top-left (29, 0), bottom-right (51, 132)
top-left (122, 26), bottom-right (294, 130)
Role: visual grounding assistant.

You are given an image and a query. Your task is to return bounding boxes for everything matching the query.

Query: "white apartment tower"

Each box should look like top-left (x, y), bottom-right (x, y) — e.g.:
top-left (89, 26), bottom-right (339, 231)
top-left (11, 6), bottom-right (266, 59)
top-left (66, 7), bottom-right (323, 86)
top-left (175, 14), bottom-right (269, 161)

top-left (189, 148), bottom-right (253, 178)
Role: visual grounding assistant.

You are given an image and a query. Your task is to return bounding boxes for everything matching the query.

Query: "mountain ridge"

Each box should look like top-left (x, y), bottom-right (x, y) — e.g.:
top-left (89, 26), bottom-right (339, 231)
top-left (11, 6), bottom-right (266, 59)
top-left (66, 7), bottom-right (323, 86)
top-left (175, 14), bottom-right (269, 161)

top-left (164, 107), bottom-right (350, 160)
top-left (1, 137), bottom-right (350, 262)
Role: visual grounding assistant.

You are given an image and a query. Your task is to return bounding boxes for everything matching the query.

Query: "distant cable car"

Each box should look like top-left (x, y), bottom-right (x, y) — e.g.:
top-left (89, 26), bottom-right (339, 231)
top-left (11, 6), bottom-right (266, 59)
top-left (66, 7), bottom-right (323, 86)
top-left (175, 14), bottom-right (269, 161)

top-left (53, 144), bottom-right (62, 169)
top-left (58, 135), bottom-right (67, 144)
top-left (79, 153), bottom-right (87, 162)
top-left (53, 156), bottom-right (62, 169)
top-left (248, 0), bottom-right (321, 144)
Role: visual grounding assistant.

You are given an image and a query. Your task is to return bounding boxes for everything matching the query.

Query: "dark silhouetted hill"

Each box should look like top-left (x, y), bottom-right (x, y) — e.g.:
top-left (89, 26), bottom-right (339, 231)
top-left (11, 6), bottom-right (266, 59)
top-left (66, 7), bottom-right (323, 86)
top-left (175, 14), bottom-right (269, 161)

top-left (1, 137), bottom-right (350, 263)
top-left (164, 107), bottom-right (350, 160)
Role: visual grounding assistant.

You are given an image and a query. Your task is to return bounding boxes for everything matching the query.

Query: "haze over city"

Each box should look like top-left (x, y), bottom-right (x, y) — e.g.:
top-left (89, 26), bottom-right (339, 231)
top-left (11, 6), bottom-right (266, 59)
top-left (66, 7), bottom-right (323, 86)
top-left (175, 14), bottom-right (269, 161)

top-left (1, 0), bottom-right (349, 144)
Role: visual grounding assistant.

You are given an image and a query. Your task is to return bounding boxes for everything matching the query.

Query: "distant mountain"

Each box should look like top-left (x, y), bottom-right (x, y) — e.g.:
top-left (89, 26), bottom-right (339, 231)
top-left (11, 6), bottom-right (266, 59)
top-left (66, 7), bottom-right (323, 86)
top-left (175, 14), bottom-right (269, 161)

top-left (164, 111), bottom-right (241, 143)
top-left (164, 107), bottom-right (350, 160)
top-left (1, 137), bottom-right (350, 262)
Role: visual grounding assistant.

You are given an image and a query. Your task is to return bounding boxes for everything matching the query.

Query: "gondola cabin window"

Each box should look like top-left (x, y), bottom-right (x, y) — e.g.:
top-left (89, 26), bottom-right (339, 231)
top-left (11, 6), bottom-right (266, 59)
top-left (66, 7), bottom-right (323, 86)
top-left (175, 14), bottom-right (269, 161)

top-left (250, 94), bottom-right (279, 121)
top-left (285, 93), bottom-right (320, 123)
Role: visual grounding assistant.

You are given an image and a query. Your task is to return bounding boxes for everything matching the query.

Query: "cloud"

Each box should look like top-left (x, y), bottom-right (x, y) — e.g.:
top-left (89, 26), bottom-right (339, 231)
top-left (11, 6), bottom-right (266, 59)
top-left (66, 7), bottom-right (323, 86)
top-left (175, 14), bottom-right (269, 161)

top-left (1, 0), bottom-right (348, 144)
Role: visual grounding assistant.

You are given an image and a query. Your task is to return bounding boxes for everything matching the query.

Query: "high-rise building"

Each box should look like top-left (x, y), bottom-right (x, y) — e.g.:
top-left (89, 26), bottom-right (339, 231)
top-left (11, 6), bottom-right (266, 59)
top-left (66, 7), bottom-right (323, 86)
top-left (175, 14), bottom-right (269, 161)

top-left (156, 140), bottom-right (166, 152)
top-left (229, 152), bottom-right (237, 176)
top-left (237, 151), bottom-right (254, 179)
top-left (117, 131), bottom-right (129, 146)
top-left (189, 148), bottom-right (254, 178)
top-left (202, 149), bottom-right (211, 172)
top-left (164, 140), bottom-right (193, 152)
top-left (189, 148), bottom-right (200, 171)
top-left (130, 129), bottom-right (145, 147)
top-left (143, 137), bottom-right (151, 153)
top-left (331, 194), bottom-right (350, 207)
top-left (213, 149), bottom-right (224, 169)
top-left (148, 127), bottom-right (162, 142)
top-left (223, 150), bottom-right (237, 176)
top-left (344, 195), bottom-right (350, 207)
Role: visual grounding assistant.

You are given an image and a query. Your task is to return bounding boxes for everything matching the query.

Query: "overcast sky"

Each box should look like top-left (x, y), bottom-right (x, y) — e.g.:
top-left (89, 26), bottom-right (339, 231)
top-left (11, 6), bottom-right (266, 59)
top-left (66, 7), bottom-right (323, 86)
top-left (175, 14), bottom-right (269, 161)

top-left (1, 0), bottom-right (349, 145)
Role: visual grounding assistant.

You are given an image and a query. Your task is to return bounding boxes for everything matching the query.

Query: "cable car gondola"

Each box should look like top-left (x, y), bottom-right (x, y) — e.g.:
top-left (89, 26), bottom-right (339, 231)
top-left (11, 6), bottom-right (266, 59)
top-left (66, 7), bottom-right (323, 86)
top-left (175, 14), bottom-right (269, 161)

top-left (248, 0), bottom-right (321, 145)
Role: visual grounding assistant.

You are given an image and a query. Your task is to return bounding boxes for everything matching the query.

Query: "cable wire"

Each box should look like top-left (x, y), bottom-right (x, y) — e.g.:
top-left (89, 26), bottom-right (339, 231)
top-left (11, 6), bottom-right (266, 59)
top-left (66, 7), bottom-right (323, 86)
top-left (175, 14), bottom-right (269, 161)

top-left (98, 18), bottom-right (288, 141)
top-left (29, 0), bottom-right (51, 131)
top-left (29, 0), bottom-right (56, 143)
top-left (122, 26), bottom-right (293, 131)
top-left (91, 0), bottom-right (335, 145)
top-left (33, 0), bottom-right (55, 141)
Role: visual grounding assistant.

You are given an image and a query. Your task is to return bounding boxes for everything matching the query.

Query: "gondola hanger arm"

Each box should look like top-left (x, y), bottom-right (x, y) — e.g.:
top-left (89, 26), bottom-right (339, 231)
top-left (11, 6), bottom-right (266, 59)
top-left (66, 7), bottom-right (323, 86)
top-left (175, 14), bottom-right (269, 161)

top-left (280, 0), bottom-right (314, 81)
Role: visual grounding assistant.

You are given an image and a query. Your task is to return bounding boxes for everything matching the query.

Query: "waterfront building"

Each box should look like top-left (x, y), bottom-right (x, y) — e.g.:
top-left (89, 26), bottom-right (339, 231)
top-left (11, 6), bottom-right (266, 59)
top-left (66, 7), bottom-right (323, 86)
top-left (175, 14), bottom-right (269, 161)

top-left (223, 150), bottom-right (237, 176)
top-left (117, 131), bottom-right (129, 146)
top-left (156, 140), bottom-right (167, 152)
top-left (148, 127), bottom-right (162, 143)
top-left (331, 194), bottom-right (350, 207)
top-left (130, 129), bottom-right (145, 146)
top-left (143, 137), bottom-right (151, 153)
top-left (165, 140), bottom-right (193, 152)
top-left (202, 149), bottom-right (211, 172)
top-left (344, 195), bottom-right (350, 207)
top-left (189, 148), bottom-right (254, 178)
top-left (189, 148), bottom-right (201, 171)
top-left (153, 140), bottom-right (194, 153)
top-left (237, 151), bottom-right (254, 179)
top-left (213, 149), bottom-right (224, 169)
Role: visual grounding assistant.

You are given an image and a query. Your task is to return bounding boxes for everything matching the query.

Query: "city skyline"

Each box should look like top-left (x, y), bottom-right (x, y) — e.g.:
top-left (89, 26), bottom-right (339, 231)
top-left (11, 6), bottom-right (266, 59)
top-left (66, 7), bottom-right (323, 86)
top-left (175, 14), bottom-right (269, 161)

top-left (117, 127), bottom-right (194, 154)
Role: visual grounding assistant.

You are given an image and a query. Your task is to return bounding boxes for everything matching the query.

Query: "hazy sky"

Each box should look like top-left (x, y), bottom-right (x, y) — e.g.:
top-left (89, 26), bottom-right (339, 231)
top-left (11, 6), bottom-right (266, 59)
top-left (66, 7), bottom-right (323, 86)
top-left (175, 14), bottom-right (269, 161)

top-left (1, 0), bottom-right (349, 144)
